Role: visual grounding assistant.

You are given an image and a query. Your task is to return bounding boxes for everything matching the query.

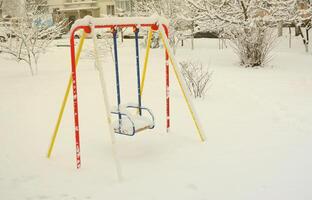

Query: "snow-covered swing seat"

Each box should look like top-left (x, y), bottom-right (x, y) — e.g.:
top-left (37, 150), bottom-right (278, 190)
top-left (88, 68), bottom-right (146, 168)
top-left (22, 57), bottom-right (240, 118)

top-left (110, 27), bottom-right (155, 136)
top-left (111, 103), bottom-right (155, 136)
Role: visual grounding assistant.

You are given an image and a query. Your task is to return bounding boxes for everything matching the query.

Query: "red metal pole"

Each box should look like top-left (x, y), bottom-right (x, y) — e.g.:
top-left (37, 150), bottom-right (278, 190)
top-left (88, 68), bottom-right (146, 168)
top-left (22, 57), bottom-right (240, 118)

top-left (163, 25), bottom-right (170, 132)
top-left (70, 30), bottom-right (81, 169)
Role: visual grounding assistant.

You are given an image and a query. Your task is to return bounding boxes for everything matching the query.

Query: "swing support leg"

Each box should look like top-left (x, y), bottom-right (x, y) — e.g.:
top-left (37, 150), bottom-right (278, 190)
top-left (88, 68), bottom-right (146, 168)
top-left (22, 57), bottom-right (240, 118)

top-left (70, 30), bottom-right (85, 169)
top-left (91, 26), bottom-right (123, 181)
top-left (47, 32), bottom-right (86, 159)
top-left (159, 25), bottom-right (206, 142)
top-left (164, 27), bottom-right (170, 132)
top-left (140, 27), bottom-right (170, 132)
top-left (140, 28), bottom-right (153, 95)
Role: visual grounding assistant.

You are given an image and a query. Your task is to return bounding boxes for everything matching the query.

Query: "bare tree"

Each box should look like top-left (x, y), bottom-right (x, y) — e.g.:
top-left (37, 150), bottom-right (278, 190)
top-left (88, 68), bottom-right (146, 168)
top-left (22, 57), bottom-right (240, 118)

top-left (0, 0), bottom-right (66, 75)
top-left (186, 0), bottom-right (297, 67)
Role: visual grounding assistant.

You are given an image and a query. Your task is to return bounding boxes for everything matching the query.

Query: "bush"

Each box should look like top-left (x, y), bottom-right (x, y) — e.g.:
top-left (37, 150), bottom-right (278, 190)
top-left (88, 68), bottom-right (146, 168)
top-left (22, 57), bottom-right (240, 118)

top-left (180, 61), bottom-right (212, 98)
top-left (231, 27), bottom-right (276, 67)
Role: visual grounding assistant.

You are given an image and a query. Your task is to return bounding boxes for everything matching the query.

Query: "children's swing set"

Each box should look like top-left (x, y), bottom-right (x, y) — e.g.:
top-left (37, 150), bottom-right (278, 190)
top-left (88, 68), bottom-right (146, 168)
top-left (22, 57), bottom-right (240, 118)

top-left (46, 16), bottom-right (206, 178)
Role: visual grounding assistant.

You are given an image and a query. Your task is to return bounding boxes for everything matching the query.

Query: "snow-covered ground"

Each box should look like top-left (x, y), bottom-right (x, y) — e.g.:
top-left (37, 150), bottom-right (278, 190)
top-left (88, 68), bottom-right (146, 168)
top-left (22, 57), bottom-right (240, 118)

top-left (1, 35), bottom-right (312, 200)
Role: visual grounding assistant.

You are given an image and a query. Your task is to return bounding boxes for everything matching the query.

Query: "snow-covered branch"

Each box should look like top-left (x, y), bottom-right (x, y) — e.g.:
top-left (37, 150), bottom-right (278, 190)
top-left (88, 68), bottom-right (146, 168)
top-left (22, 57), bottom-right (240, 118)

top-left (0, 0), bottom-right (67, 75)
top-left (184, 0), bottom-right (302, 67)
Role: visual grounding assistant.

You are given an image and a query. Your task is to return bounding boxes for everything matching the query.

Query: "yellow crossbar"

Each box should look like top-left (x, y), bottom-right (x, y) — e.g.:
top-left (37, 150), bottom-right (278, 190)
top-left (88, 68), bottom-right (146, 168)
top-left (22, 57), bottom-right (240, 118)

top-left (47, 32), bottom-right (87, 158)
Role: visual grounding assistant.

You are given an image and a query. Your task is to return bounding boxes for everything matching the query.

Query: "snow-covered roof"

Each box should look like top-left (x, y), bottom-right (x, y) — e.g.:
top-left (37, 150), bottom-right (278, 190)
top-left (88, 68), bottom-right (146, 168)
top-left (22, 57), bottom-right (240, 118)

top-left (70, 15), bottom-right (169, 33)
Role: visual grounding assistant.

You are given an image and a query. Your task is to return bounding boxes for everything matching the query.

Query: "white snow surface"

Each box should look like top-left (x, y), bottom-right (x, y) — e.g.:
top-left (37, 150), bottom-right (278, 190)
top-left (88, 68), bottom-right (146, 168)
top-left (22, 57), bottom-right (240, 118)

top-left (0, 35), bottom-right (312, 200)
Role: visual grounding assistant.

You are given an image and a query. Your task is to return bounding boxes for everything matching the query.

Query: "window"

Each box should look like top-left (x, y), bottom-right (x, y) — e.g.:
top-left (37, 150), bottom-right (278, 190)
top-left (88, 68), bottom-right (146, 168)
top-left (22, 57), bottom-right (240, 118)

top-left (107, 5), bottom-right (115, 16)
top-left (116, 0), bottom-right (130, 12)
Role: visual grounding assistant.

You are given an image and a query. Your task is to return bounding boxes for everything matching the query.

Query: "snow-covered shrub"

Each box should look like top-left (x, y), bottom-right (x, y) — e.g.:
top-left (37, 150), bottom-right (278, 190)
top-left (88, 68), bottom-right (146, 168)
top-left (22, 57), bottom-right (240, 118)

top-left (231, 27), bottom-right (276, 67)
top-left (180, 61), bottom-right (212, 98)
top-left (151, 31), bottom-right (160, 49)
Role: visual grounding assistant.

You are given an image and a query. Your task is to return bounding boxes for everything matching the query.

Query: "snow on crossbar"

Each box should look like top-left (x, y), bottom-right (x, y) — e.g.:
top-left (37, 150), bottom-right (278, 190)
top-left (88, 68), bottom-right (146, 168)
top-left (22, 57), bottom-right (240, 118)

top-left (70, 15), bottom-right (169, 33)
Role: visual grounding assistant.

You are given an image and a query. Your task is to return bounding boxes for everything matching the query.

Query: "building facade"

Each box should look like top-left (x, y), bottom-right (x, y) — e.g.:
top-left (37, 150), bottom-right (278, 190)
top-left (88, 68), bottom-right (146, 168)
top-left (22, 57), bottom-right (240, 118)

top-left (48, 0), bottom-right (112, 22)
top-left (47, 0), bottom-right (133, 21)
top-left (47, 0), bottom-right (119, 30)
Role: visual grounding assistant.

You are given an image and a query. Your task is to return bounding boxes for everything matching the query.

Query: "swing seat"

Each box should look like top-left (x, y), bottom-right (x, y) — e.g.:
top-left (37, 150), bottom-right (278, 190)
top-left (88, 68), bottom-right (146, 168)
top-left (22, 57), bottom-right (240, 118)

top-left (111, 104), bottom-right (155, 136)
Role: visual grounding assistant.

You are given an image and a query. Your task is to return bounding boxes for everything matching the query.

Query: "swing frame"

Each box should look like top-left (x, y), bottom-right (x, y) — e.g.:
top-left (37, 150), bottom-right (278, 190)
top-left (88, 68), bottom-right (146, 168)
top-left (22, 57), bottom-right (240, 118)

top-left (47, 16), bottom-right (206, 175)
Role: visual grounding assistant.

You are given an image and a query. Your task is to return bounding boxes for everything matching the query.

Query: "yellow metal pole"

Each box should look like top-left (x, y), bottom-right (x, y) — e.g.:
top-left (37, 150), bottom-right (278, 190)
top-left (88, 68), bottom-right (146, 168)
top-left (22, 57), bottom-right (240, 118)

top-left (159, 27), bottom-right (206, 142)
top-left (47, 32), bottom-right (87, 158)
top-left (140, 28), bottom-right (153, 95)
